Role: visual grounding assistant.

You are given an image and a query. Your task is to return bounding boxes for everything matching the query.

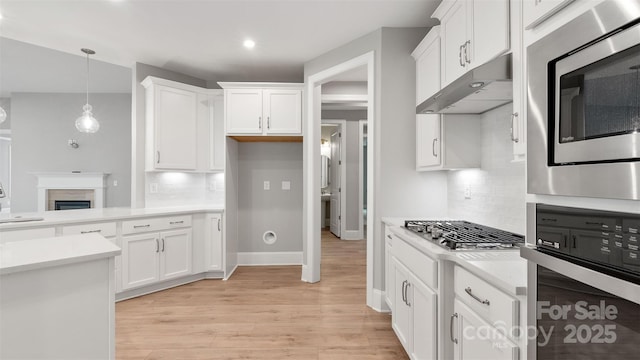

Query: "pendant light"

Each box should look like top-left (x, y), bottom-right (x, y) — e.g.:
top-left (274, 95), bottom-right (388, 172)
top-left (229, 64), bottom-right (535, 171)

top-left (75, 48), bottom-right (100, 133)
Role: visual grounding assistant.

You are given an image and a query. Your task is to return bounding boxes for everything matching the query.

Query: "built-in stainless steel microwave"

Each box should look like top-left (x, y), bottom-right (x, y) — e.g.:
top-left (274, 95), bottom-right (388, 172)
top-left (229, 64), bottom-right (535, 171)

top-left (528, 0), bottom-right (640, 200)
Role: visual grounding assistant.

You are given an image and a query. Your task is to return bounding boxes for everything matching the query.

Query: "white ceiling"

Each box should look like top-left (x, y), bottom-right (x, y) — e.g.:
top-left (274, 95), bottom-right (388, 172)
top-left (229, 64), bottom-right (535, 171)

top-left (0, 0), bottom-right (440, 84)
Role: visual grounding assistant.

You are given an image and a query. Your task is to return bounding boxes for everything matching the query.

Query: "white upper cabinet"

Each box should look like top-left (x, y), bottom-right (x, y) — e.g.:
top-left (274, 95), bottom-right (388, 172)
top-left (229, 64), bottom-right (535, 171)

top-left (416, 114), bottom-right (481, 171)
top-left (412, 26), bottom-right (441, 106)
top-left (416, 114), bottom-right (442, 169)
top-left (142, 76), bottom-right (224, 172)
top-left (220, 82), bottom-right (303, 136)
top-left (143, 80), bottom-right (198, 170)
top-left (523, 0), bottom-right (575, 29)
top-left (224, 88), bottom-right (263, 134)
top-left (434, 0), bottom-right (510, 87)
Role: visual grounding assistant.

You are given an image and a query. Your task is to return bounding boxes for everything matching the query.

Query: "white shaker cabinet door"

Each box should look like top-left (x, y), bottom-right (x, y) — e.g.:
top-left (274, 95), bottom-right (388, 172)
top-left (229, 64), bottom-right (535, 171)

top-left (470, 0), bottom-right (509, 67)
top-left (263, 89), bottom-right (302, 134)
top-left (159, 229), bottom-right (192, 281)
top-left (410, 273), bottom-right (437, 360)
top-left (416, 114), bottom-right (442, 169)
top-left (206, 214), bottom-right (223, 271)
top-left (453, 299), bottom-right (518, 360)
top-left (440, 0), bottom-right (468, 87)
top-left (225, 88), bottom-right (263, 134)
top-left (122, 233), bottom-right (160, 290)
top-left (153, 85), bottom-right (198, 170)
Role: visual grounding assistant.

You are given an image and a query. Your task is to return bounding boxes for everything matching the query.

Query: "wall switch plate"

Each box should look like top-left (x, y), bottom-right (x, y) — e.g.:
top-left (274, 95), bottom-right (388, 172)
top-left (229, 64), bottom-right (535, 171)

top-left (208, 182), bottom-right (216, 191)
top-left (464, 185), bottom-right (471, 199)
top-left (113, 180), bottom-right (118, 187)
top-left (150, 183), bottom-right (158, 193)
top-left (263, 181), bottom-right (270, 190)
top-left (282, 181), bottom-right (291, 190)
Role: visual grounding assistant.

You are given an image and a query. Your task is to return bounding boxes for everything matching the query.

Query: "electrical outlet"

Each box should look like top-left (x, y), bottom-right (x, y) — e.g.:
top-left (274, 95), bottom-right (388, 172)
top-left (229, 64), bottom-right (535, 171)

top-left (208, 182), bottom-right (216, 191)
top-left (150, 183), bottom-right (158, 193)
top-left (282, 181), bottom-right (291, 190)
top-left (263, 181), bottom-right (270, 190)
top-left (464, 185), bottom-right (471, 199)
top-left (113, 180), bottom-right (118, 187)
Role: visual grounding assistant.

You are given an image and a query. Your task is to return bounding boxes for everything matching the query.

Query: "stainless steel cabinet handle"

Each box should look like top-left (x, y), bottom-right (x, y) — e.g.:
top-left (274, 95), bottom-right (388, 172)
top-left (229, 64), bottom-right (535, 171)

top-left (464, 40), bottom-right (471, 64)
top-left (259, 116), bottom-right (262, 129)
top-left (432, 138), bottom-right (438, 157)
top-left (155, 238), bottom-right (159, 253)
top-left (134, 224), bottom-right (151, 229)
top-left (510, 112), bottom-right (519, 143)
top-left (450, 313), bottom-right (458, 344)
top-left (465, 287), bottom-right (490, 305)
top-left (401, 280), bottom-right (407, 304)
top-left (405, 283), bottom-right (411, 307)
top-left (267, 116), bottom-right (271, 129)
top-left (161, 238), bottom-right (165, 252)
top-left (170, 221), bottom-right (184, 225)
top-left (387, 234), bottom-right (392, 239)
top-left (217, 218), bottom-right (221, 231)
top-left (459, 44), bottom-right (465, 67)
top-left (157, 150), bottom-right (160, 164)
top-left (80, 229), bottom-right (102, 234)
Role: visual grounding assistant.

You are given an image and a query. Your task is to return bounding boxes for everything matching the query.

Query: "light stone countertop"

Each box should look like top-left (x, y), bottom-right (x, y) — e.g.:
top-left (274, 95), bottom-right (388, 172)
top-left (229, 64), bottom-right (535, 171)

top-left (0, 205), bottom-right (225, 231)
top-left (0, 233), bottom-right (121, 275)
top-left (382, 218), bottom-right (527, 296)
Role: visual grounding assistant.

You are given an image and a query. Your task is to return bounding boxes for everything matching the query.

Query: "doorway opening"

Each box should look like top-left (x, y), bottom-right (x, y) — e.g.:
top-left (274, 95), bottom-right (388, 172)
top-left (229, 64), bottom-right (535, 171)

top-left (304, 51), bottom-right (374, 308)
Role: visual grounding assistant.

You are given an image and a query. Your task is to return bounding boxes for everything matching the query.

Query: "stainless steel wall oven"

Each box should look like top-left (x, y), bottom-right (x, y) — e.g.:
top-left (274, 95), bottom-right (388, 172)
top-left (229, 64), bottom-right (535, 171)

top-left (528, 0), bottom-right (640, 200)
top-left (522, 204), bottom-right (640, 360)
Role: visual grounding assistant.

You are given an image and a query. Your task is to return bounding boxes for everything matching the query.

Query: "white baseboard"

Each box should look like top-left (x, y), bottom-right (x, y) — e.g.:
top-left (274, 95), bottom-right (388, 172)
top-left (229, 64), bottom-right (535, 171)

top-left (237, 251), bottom-right (303, 266)
top-left (370, 289), bottom-right (391, 313)
top-left (341, 229), bottom-right (364, 240)
top-left (223, 264), bottom-right (238, 281)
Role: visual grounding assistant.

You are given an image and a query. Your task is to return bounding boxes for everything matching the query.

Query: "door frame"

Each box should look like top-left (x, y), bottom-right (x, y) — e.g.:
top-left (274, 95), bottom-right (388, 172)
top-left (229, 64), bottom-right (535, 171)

top-left (322, 120), bottom-right (347, 240)
top-left (358, 119), bottom-right (367, 240)
top-left (302, 51), bottom-right (375, 309)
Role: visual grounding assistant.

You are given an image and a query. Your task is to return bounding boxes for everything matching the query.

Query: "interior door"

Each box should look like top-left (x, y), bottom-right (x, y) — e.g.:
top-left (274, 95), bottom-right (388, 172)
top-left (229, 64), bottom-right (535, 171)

top-left (330, 130), bottom-right (341, 237)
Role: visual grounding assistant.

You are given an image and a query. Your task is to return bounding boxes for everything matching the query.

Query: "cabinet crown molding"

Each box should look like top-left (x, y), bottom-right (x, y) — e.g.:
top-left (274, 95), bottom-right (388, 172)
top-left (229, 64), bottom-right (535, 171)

top-left (217, 82), bottom-right (303, 90)
top-left (141, 76), bottom-right (222, 95)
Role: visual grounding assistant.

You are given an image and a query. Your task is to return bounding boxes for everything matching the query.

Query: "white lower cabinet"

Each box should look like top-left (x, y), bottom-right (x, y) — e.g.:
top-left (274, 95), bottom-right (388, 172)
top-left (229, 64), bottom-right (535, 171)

top-left (452, 299), bottom-right (518, 360)
top-left (451, 265), bottom-right (519, 360)
top-left (391, 254), bottom-right (438, 360)
top-left (205, 213), bottom-right (223, 271)
top-left (122, 228), bottom-right (192, 291)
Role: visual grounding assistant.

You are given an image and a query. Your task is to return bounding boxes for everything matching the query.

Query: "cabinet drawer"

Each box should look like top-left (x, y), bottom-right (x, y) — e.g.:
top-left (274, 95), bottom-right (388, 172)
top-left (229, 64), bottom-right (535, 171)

top-left (122, 215), bottom-right (191, 235)
top-left (0, 227), bottom-right (55, 243)
top-left (391, 232), bottom-right (437, 290)
top-left (62, 222), bottom-right (117, 237)
top-left (454, 266), bottom-right (518, 335)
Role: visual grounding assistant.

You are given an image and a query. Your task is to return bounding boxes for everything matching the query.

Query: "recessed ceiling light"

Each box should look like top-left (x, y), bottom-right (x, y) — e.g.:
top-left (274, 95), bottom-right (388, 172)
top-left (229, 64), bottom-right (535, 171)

top-left (243, 39), bottom-right (256, 49)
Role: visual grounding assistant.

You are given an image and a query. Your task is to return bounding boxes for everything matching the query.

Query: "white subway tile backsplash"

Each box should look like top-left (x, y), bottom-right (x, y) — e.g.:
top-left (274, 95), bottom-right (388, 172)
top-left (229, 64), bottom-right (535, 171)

top-left (447, 104), bottom-right (526, 235)
top-left (145, 172), bottom-right (225, 208)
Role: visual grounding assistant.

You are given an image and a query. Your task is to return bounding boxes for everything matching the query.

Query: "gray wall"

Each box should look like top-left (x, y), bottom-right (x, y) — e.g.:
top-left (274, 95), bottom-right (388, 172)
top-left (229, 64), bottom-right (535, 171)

top-left (305, 28), bottom-right (449, 291)
top-left (237, 142), bottom-right (303, 253)
top-left (131, 62), bottom-right (207, 208)
top-left (11, 92), bottom-right (131, 212)
top-left (322, 110), bottom-right (366, 232)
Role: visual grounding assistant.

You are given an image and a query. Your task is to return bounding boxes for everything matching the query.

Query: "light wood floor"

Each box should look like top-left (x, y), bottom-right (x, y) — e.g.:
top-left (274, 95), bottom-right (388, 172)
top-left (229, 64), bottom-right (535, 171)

top-left (116, 230), bottom-right (408, 360)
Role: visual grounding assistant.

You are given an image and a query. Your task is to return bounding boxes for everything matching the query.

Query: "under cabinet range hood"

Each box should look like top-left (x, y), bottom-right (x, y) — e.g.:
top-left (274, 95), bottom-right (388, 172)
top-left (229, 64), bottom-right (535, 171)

top-left (417, 53), bottom-right (513, 114)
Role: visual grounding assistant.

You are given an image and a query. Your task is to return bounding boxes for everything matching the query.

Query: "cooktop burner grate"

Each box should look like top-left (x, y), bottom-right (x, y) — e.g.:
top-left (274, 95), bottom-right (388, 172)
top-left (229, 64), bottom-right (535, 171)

top-left (404, 220), bottom-right (524, 250)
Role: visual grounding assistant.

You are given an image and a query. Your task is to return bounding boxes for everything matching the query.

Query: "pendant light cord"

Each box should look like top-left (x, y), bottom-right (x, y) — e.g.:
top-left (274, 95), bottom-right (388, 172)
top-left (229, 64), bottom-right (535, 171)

top-left (85, 52), bottom-right (89, 106)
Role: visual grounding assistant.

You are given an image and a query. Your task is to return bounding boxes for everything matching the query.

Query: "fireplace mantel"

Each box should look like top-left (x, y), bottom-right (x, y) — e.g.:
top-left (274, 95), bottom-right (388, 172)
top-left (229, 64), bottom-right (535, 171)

top-left (32, 172), bottom-right (110, 212)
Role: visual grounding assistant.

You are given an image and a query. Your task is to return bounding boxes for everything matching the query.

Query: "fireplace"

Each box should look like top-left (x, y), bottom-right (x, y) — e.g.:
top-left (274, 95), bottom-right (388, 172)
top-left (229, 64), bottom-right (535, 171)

top-left (32, 172), bottom-right (109, 212)
top-left (55, 200), bottom-right (91, 211)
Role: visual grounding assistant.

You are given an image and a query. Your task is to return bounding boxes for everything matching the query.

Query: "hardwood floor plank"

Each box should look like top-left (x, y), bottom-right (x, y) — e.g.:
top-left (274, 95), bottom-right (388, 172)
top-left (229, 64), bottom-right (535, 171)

top-left (116, 231), bottom-right (408, 359)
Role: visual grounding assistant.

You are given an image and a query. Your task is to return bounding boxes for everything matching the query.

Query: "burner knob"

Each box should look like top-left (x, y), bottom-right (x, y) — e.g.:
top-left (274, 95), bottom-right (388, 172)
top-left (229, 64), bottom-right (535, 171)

top-left (432, 229), bottom-right (443, 239)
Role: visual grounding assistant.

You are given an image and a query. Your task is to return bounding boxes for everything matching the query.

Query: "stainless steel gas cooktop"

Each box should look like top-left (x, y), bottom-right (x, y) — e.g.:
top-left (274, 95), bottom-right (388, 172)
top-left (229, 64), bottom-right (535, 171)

top-left (404, 220), bottom-right (524, 250)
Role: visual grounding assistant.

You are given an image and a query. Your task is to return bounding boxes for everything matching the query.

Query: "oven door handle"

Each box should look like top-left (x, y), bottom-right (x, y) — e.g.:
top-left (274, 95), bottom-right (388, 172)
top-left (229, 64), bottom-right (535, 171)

top-left (465, 287), bottom-right (490, 305)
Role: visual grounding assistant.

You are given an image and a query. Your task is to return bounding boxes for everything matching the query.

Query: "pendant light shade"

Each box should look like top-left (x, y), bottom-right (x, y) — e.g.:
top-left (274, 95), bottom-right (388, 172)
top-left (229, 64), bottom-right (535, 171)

top-left (76, 48), bottom-right (99, 133)
top-left (0, 106), bottom-right (7, 124)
